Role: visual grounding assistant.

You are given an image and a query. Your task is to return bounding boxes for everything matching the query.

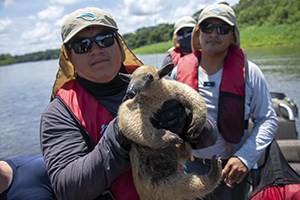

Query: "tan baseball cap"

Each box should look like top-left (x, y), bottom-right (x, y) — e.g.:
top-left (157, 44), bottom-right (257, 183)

top-left (173, 16), bottom-right (197, 35)
top-left (197, 3), bottom-right (237, 27)
top-left (192, 3), bottom-right (240, 51)
top-left (61, 7), bottom-right (118, 43)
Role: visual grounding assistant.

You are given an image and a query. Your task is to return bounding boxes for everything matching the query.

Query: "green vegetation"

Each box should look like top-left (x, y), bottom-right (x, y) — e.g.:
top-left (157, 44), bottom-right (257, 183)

top-left (123, 24), bottom-right (173, 50)
top-left (1, 0), bottom-right (300, 66)
top-left (235, 0), bottom-right (300, 26)
top-left (0, 54), bottom-right (16, 66)
top-left (240, 23), bottom-right (300, 47)
top-left (133, 41), bottom-right (173, 54)
top-left (134, 22), bottom-right (300, 54)
top-left (0, 49), bottom-right (60, 66)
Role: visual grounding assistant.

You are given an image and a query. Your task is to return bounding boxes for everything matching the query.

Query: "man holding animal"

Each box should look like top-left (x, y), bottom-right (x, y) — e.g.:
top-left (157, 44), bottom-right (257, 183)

top-left (169, 3), bottom-right (278, 200)
top-left (40, 7), bottom-right (219, 200)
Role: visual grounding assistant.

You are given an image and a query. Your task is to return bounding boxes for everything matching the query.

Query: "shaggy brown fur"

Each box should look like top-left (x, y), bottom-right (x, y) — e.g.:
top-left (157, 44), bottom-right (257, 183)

top-left (118, 64), bottom-right (222, 200)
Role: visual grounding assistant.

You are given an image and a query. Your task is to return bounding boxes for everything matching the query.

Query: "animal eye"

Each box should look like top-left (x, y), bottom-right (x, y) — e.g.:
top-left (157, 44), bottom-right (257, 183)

top-left (147, 74), bottom-right (154, 82)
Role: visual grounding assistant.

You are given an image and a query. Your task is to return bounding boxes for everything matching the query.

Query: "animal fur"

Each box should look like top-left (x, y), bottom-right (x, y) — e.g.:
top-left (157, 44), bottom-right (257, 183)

top-left (118, 64), bottom-right (222, 200)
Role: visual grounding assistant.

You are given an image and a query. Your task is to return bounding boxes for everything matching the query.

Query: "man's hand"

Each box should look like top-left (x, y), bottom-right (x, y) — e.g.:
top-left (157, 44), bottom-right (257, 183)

top-left (221, 157), bottom-right (248, 187)
top-left (150, 99), bottom-right (190, 137)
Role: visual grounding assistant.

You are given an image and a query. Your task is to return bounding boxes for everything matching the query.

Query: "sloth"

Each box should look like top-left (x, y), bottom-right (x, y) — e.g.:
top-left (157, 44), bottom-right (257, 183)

top-left (117, 63), bottom-right (222, 200)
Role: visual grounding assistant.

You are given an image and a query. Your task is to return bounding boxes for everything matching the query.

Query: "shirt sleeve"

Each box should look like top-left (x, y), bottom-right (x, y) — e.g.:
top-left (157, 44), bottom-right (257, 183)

top-left (234, 61), bottom-right (278, 170)
top-left (40, 98), bottom-right (130, 200)
top-left (169, 66), bottom-right (178, 80)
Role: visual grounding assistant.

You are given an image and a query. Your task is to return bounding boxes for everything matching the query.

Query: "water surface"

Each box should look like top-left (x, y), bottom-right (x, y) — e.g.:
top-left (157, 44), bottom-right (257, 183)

top-left (0, 46), bottom-right (299, 158)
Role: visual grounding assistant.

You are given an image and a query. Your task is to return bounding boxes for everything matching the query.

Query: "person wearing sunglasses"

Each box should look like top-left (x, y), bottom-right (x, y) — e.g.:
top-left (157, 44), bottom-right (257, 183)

top-left (40, 7), bottom-right (219, 200)
top-left (169, 3), bottom-right (278, 200)
top-left (161, 16), bottom-right (196, 67)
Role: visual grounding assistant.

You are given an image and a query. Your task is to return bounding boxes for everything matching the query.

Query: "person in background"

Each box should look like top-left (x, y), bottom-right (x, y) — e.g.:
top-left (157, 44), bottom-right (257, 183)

top-left (169, 3), bottom-right (278, 200)
top-left (161, 16), bottom-right (196, 67)
top-left (0, 155), bottom-right (55, 200)
top-left (40, 7), bottom-right (218, 200)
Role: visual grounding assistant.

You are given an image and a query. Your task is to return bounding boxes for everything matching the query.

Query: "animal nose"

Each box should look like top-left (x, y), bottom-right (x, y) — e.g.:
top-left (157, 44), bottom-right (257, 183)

top-left (126, 90), bottom-right (136, 99)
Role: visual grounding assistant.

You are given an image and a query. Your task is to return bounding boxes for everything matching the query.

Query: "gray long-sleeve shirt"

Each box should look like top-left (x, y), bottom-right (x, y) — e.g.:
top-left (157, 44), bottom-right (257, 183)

top-left (40, 95), bottom-right (130, 200)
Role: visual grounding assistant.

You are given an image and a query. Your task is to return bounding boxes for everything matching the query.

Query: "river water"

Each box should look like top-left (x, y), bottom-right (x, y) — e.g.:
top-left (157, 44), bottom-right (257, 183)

top-left (0, 45), bottom-right (299, 158)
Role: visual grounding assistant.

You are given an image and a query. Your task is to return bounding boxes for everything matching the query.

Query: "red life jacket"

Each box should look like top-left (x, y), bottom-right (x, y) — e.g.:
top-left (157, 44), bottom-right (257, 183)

top-left (169, 47), bottom-right (182, 66)
top-left (57, 66), bottom-right (140, 200)
top-left (177, 46), bottom-right (247, 144)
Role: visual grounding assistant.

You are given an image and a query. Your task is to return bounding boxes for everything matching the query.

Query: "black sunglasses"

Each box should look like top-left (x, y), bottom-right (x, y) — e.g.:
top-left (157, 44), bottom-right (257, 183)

top-left (177, 28), bottom-right (193, 41)
top-left (200, 23), bottom-right (234, 35)
top-left (177, 27), bottom-right (193, 36)
top-left (67, 32), bottom-right (117, 54)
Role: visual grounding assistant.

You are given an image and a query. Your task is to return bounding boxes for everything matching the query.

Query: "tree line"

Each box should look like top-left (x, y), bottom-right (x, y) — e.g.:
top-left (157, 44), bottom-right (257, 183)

top-left (0, 49), bottom-right (60, 66)
top-left (1, 0), bottom-right (299, 66)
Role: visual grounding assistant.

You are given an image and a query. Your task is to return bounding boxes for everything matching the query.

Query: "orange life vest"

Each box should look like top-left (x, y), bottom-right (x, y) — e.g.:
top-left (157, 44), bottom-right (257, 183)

top-left (57, 66), bottom-right (140, 200)
top-left (177, 46), bottom-right (247, 144)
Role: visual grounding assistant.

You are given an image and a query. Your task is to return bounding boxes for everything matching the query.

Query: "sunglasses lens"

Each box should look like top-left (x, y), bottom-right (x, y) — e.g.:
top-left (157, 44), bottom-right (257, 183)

top-left (177, 28), bottom-right (193, 41)
top-left (69, 33), bottom-right (116, 54)
top-left (72, 38), bottom-right (92, 54)
top-left (201, 23), bottom-right (232, 35)
top-left (177, 28), bottom-right (193, 36)
top-left (201, 24), bottom-right (214, 34)
top-left (218, 25), bottom-right (231, 34)
top-left (95, 34), bottom-right (115, 48)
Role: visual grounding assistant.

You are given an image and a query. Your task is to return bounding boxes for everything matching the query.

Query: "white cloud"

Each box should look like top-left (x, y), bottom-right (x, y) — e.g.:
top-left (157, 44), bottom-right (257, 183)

top-left (3, 0), bottom-right (15, 7)
top-left (16, 4), bottom-right (65, 54)
top-left (0, 18), bottom-right (12, 32)
top-left (36, 6), bottom-right (64, 21)
top-left (19, 21), bottom-right (61, 52)
top-left (0, 0), bottom-right (240, 55)
top-left (124, 0), bottom-right (163, 16)
top-left (20, 22), bottom-right (51, 44)
top-left (0, 33), bottom-right (8, 49)
top-left (49, 0), bottom-right (83, 6)
top-left (115, 0), bottom-right (209, 34)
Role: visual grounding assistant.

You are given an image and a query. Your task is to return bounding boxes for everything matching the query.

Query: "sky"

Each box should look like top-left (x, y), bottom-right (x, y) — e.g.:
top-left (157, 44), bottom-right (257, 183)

top-left (0, 0), bottom-right (239, 56)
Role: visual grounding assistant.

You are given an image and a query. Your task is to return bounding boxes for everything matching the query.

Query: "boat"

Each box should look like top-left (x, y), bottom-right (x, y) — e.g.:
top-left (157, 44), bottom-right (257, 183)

top-left (248, 92), bottom-right (299, 174)
top-left (248, 92), bottom-right (300, 198)
top-left (270, 92), bottom-right (300, 174)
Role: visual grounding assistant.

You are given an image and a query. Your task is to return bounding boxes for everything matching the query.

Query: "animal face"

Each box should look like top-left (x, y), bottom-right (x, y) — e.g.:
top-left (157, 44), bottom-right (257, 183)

top-left (119, 64), bottom-right (175, 99)
top-left (126, 72), bottom-right (155, 98)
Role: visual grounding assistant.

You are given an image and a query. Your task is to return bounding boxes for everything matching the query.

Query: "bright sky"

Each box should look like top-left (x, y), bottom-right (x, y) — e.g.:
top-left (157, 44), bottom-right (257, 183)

top-left (0, 0), bottom-right (239, 56)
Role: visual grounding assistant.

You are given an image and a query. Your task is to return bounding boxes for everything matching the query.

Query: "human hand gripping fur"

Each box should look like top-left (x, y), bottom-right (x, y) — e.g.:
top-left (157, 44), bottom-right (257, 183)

top-left (150, 99), bottom-right (190, 139)
top-left (117, 63), bottom-right (222, 200)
